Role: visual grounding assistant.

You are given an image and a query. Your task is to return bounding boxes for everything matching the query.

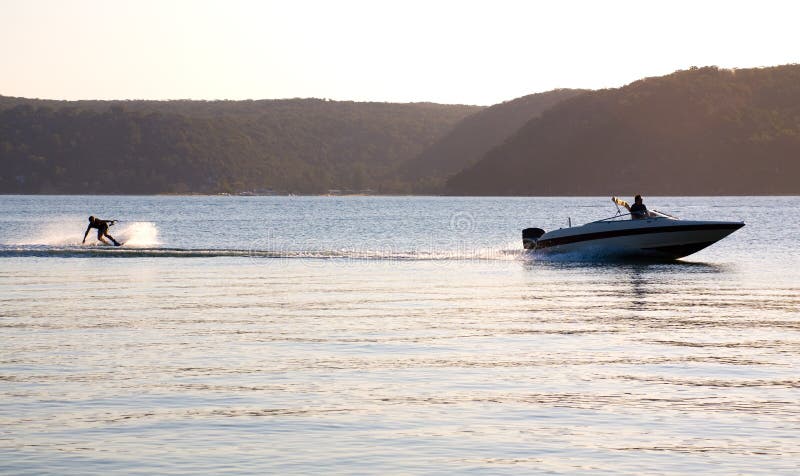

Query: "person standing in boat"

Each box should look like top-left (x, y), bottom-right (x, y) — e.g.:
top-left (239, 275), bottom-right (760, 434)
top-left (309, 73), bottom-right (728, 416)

top-left (629, 195), bottom-right (649, 219)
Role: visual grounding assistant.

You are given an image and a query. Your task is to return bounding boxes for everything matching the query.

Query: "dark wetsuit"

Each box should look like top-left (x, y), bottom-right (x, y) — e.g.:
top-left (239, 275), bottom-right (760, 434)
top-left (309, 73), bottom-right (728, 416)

top-left (84, 218), bottom-right (120, 246)
top-left (630, 202), bottom-right (648, 219)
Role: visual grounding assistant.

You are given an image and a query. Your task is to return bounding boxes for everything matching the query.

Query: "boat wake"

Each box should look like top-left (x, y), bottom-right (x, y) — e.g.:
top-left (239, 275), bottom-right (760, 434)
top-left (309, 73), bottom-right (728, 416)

top-left (11, 220), bottom-right (161, 248)
top-left (0, 244), bottom-right (527, 261)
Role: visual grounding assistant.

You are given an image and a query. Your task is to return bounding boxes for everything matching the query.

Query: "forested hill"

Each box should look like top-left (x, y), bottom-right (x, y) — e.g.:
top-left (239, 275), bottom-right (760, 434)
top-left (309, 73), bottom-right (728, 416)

top-left (447, 65), bottom-right (800, 195)
top-left (0, 98), bottom-right (480, 194)
top-left (395, 89), bottom-right (586, 193)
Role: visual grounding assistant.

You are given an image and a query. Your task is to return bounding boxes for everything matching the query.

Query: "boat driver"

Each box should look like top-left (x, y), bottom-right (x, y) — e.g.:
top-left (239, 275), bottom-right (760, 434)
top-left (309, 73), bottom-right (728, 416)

top-left (629, 195), bottom-right (649, 219)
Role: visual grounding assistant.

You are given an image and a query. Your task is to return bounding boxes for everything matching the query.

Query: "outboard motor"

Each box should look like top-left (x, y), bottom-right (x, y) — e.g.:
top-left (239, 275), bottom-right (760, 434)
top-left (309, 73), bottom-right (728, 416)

top-left (522, 228), bottom-right (545, 249)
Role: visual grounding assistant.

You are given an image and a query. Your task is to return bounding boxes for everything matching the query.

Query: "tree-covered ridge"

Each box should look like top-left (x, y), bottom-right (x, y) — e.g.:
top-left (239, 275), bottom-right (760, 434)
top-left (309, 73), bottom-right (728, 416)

top-left (447, 65), bottom-right (800, 195)
top-left (395, 89), bottom-right (586, 193)
top-left (6, 65), bottom-right (800, 196)
top-left (0, 98), bottom-right (480, 194)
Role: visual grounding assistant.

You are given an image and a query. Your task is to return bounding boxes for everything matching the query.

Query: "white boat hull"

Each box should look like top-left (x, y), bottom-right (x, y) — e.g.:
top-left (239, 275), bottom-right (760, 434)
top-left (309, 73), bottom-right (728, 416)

top-left (524, 218), bottom-right (744, 260)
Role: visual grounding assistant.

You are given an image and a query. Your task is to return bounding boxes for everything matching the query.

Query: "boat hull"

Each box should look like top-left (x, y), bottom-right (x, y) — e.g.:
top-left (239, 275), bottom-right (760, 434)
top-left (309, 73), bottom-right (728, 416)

top-left (524, 219), bottom-right (744, 260)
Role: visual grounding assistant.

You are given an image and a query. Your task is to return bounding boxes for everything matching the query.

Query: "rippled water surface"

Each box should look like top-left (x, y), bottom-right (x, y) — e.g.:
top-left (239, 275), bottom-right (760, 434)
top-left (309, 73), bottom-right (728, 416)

top-left (1, 196), bottom-right (798, 474)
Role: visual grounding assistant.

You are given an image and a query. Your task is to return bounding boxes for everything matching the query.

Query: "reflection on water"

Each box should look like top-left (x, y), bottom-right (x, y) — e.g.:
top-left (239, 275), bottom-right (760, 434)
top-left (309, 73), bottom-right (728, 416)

top-left (2, 255), bottom-right (799, 475)
top-left (523, 258), bottom-right (733, 314)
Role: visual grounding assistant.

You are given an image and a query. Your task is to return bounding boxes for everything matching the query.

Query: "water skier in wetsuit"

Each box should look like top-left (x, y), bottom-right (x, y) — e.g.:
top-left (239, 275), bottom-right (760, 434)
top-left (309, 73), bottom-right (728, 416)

top-left (83, 216), bottom-right (121, 246)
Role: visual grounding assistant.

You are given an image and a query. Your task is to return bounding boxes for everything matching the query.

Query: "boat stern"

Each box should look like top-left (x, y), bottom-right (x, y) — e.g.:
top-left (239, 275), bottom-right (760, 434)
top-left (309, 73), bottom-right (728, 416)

top-left (522, 228), bottom-right (545, 249)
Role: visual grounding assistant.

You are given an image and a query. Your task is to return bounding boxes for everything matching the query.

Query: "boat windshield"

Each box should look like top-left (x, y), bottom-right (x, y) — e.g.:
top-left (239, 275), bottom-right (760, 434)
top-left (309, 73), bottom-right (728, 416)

top-left (595, 209), bottom-right (678, 223)
top-left (649, 209), bottom-right (677, 219)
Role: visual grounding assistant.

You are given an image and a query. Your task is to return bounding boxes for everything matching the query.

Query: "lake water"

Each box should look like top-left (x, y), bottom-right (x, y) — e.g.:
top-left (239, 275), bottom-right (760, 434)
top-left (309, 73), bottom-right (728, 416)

top-left (1, 195), bottom-right (798, 474)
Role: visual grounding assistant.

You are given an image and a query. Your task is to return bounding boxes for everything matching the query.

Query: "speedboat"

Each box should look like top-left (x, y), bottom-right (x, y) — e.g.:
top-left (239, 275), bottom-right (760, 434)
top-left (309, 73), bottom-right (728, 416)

top-left (522, 198), bottom-right (744, 260)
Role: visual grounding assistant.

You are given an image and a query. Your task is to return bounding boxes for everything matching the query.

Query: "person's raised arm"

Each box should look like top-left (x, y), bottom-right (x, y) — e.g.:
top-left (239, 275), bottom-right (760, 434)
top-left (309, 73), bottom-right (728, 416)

top-left (612, 196), bottom-right (631, 211)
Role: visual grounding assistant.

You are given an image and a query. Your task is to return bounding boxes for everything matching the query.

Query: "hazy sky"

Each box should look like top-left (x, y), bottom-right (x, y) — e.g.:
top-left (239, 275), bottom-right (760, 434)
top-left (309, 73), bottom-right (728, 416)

top-left (2, 0), bottom-right (798, 105)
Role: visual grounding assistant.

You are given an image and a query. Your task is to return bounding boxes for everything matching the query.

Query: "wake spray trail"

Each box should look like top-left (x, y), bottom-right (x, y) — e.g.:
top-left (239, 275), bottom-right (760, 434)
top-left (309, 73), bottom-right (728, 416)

top-left (12, 219), bottom-right (160, 247)
top-left (114, 222), bottom-right (160, 247)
